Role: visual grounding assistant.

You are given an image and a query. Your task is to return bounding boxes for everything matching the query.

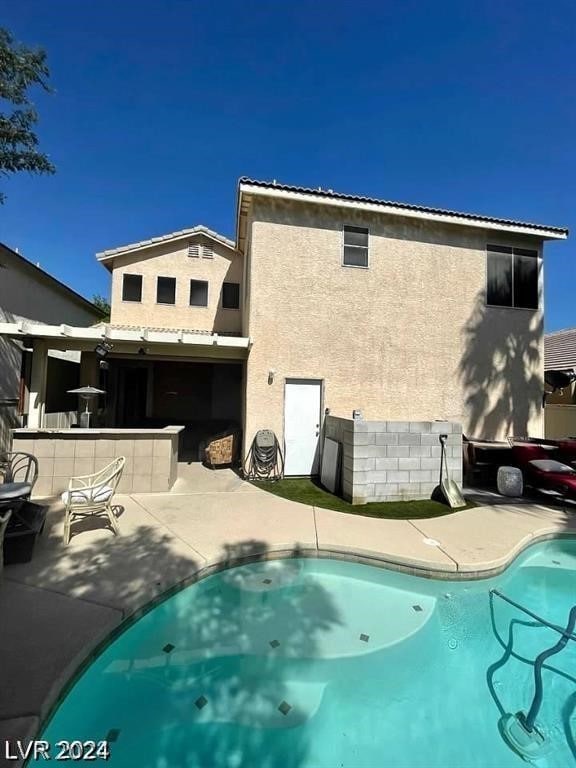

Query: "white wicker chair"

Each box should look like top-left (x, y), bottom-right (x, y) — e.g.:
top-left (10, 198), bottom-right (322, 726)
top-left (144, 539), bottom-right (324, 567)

top-left (62, 457), bottom-right (125, 545)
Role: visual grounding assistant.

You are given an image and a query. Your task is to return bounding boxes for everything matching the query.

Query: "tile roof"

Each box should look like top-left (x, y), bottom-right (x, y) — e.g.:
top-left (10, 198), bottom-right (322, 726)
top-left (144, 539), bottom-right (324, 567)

top-left (96, 225), bottom-right (236, 260)
top-left (545, 327), bottom-right (576, 370)
top-left (239, 178), bottom-right (569, 237)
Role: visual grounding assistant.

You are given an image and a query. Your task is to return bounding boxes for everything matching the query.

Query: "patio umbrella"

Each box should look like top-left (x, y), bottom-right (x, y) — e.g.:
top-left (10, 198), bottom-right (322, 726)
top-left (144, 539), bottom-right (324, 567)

top-left (67, 386), bottom-right (106, 427)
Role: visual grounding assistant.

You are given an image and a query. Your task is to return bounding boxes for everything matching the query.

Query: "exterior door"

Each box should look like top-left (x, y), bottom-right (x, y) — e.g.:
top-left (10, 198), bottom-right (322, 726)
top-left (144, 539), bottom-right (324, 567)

top-left (284, 379), bottom-right (322, 475)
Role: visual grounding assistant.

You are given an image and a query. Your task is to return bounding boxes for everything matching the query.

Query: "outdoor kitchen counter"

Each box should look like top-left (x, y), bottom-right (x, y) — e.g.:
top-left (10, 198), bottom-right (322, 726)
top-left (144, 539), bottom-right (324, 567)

top-left (11, 426), bottom-right (184, 496)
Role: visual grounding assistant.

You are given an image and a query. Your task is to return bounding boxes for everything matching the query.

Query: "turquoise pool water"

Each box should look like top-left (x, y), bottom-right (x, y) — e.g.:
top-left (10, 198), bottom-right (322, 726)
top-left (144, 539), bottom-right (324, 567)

top-left (43, 540), bottom-right (576, 767)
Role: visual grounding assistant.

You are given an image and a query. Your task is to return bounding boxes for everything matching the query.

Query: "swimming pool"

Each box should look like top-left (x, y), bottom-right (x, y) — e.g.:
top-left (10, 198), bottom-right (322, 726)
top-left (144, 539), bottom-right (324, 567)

top-left (42, 539), bottom-right (576, 767)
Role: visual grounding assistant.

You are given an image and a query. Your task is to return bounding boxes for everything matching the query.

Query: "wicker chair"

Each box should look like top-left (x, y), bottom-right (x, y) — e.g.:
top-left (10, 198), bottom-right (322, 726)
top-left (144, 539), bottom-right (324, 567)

top-left (62, 457), bottom-right (125, 545)
top-left (0, 510), bottom-right (11, 576)
top-left (0, 452), bottom-right (39, 519)
top-left (204, 429), bottom-right (241, 468)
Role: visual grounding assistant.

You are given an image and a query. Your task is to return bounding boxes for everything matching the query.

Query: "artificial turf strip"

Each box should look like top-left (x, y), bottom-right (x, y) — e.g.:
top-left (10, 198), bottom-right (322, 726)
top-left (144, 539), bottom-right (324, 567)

top-left (250, 478), bottom-right (474, 519)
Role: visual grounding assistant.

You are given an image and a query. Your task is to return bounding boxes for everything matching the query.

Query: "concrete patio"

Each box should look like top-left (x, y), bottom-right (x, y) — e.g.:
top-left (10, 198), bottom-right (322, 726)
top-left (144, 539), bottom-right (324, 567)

top-left (1, 463), bottom-right (576, 763)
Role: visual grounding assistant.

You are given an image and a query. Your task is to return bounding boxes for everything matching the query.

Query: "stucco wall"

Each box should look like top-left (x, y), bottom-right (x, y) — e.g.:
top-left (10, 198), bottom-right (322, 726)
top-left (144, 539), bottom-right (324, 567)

top-left (545, 404), bottom-right (576, 439)
top-left (244, 198), bottom-right (545, 454)
top-left (0, 255), bottom-right (97, 401)
top-left (0, 249), bottom-right (99, 450)
top-left (109, 235), bottom-right (243, 334)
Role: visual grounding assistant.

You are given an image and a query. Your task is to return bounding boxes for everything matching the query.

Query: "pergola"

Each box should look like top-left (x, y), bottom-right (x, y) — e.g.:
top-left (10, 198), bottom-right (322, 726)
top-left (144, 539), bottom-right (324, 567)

top-left (0, 321), bottom-right (251, 428)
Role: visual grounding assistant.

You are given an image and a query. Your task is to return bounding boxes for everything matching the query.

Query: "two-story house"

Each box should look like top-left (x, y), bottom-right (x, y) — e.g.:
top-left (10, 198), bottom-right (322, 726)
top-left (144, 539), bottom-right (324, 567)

top-left (1, 179), bottom-right (568, 480)
top-left (94, 226), bottom-right (245, 459)
top-left (237, 180), bottom-right (567, 473)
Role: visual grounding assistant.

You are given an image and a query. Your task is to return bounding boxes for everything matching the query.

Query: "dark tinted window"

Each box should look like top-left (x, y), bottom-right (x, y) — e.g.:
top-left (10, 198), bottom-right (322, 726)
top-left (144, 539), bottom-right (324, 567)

top-left (157, 276), bottom-right (176, 304)
top-left (222, 282), bottom-right (240, 309)
top-left (487, 245), bottom-right (539, 309)
top-left (190, 280), bottom-right (208, 307)
top-left (122, 274), bottom-right (142, 302)
top-left (343, 225), bottom-right (369, 267)
top-left (514, 252), bottom-right (538, 309)
top-left (487, 250), bottom-right (512, 306)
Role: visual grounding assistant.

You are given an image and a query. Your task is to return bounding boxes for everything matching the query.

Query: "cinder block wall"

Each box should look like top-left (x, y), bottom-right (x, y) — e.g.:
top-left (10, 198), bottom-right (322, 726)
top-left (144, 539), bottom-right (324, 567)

top-left (325, 415), bottom-right (462, 504)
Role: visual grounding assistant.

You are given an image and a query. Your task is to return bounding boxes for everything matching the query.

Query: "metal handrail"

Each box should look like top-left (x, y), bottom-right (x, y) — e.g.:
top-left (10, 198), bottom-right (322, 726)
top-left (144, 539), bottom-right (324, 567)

top-left (490, 589), bottom-right (576, 642)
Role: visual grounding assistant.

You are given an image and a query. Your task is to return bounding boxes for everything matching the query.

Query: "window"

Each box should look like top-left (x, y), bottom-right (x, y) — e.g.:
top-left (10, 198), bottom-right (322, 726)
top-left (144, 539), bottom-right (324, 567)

top-left (343, 225), bottom-right (369, 267)
top-left (122, 273), bottom-right (142, 302)
top-left (222, 282), bottom-right (240, 309)
top-left (188, 242), bottom-right (200, 258)
top-left (487, 245), bottom-right (539, 309)
top-left (190, 279), bottom-right (208, 306)
top-left (157, 276), bottom-right (176, 304)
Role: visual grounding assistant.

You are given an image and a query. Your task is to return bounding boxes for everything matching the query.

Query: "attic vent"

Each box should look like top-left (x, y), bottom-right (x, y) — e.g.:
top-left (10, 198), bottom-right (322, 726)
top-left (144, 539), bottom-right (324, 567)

top-left (188, 242), bottom-right (200, 258)
top-left (202, 244), bottom-right (214, 259)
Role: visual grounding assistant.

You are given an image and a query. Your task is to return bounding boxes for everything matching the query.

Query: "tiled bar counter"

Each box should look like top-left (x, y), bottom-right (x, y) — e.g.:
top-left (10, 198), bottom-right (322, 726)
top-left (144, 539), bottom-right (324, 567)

top-left (11, 426), bottom-right (184, 496)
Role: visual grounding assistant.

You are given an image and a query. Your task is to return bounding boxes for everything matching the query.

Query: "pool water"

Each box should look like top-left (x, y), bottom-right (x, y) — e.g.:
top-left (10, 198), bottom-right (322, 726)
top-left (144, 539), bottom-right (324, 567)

top-left (42, 540), bottom-right (576, 767)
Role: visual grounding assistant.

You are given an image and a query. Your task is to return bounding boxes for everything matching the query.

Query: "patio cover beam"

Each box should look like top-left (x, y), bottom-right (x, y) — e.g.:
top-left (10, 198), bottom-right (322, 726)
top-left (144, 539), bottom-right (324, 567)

top-left (0, 321), bottom-right (252, 351)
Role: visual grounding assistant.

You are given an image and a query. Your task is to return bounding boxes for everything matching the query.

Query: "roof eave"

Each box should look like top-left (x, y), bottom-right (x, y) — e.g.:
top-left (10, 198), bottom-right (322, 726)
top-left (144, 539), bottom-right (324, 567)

top-left (237, 182), bottom-right (568, 241)
top-left (96, 228), bottom-right (238, 265)
top-left (0, 242), bottom-right (103, 317)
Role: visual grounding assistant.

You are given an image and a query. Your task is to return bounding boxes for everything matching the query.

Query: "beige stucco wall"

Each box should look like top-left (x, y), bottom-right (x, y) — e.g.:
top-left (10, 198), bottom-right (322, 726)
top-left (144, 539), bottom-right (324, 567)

top-left (0, 247), bottom-right (100, 449)
top-left (244, 198), bottom-right (545, 452)
top-left (109, 234), bottom-right (243, 334)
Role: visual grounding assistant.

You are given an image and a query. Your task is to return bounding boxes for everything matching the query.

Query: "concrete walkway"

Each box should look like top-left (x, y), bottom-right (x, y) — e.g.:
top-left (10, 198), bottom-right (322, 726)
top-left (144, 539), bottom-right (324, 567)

top-left (1, 463), bottom-right (575, 761)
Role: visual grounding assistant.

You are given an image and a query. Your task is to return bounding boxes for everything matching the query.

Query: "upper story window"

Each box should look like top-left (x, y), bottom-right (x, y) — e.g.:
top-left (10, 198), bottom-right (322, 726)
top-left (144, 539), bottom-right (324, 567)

top-left (122, 273), bottom-right (142, 302)
top-left (222, 282), bottom-right (240, 310)
top-left (157, 276), bottom-right (176, 305)
top-left (487, 244), bottom-right (539, 309)
top-left (343, 225), bottom-right (369, 268)
top-left (190, 279), bottom-right (208, 307)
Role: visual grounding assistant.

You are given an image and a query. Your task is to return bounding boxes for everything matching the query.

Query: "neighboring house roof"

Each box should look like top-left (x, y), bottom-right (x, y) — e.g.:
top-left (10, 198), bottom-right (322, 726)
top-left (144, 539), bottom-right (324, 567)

top-left (236, 178), bottom-right (568, 251)
top-left (545, 328), bottom-right (576, 371)
top-left (0, 241), bottom-right (103, 319)
top-left (96, 225), bottom-right (237, 270)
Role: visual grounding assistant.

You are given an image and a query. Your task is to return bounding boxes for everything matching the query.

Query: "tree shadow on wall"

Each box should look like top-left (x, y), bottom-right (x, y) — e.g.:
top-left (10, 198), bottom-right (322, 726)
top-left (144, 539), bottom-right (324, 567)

top-left (458, 292), bottom-right (543, 440)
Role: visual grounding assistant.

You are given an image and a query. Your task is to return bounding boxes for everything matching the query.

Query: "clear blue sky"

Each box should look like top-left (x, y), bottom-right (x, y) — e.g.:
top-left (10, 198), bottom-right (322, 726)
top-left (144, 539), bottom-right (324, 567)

top-left (2, 0), bottom-right (574, 330)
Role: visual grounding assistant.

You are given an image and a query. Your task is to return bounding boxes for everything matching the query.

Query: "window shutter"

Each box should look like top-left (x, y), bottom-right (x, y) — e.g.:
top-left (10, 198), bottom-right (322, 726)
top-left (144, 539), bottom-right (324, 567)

top-left (188, 242), bottom-right (200, 258)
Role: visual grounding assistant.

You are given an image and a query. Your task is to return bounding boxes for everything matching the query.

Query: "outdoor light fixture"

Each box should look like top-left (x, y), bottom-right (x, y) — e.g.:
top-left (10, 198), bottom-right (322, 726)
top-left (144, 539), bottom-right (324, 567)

top-left (268, 368), bottom-right (276, 384)
top-left (94, 341), bottom-right (113, 359)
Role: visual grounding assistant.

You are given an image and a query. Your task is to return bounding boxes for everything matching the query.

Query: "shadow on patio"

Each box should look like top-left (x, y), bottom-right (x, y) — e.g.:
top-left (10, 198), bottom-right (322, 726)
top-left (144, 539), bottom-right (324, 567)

top-left (2, 514), bottom-right (341, 768)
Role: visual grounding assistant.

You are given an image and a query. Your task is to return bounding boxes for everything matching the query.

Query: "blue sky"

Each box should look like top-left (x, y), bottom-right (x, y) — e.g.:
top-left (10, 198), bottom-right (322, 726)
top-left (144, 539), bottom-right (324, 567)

top-left (2, 0), bottom-right (574, 330)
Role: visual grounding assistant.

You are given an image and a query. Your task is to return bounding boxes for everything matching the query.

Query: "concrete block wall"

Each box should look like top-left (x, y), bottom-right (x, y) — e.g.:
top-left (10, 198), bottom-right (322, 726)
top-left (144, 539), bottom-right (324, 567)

top-left (323, 415), bottom-right (354, 500)
top-left (11, 430), bottom-right (180, 497)
top-left (325, 415), bottom-right (462, 504)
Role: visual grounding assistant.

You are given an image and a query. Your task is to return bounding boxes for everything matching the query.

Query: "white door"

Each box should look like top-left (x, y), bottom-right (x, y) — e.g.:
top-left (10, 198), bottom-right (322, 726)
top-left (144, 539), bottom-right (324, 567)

top-left (284, 379), bottom-right (322, 475)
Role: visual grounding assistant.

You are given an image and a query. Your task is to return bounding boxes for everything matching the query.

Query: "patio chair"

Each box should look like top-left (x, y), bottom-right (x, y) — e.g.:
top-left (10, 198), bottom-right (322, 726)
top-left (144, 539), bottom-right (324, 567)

top-left (0, 511), bottom-right (12, 576)
top-left (62, 457), bottom-right (125, 545)
top-left (0, 452), bottom-right (39, 516)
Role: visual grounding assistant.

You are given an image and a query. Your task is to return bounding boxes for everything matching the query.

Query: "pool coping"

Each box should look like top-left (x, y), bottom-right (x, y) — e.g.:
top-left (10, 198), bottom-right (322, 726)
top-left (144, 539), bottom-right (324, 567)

top-left (33, 528), bottom-right (576, 752)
